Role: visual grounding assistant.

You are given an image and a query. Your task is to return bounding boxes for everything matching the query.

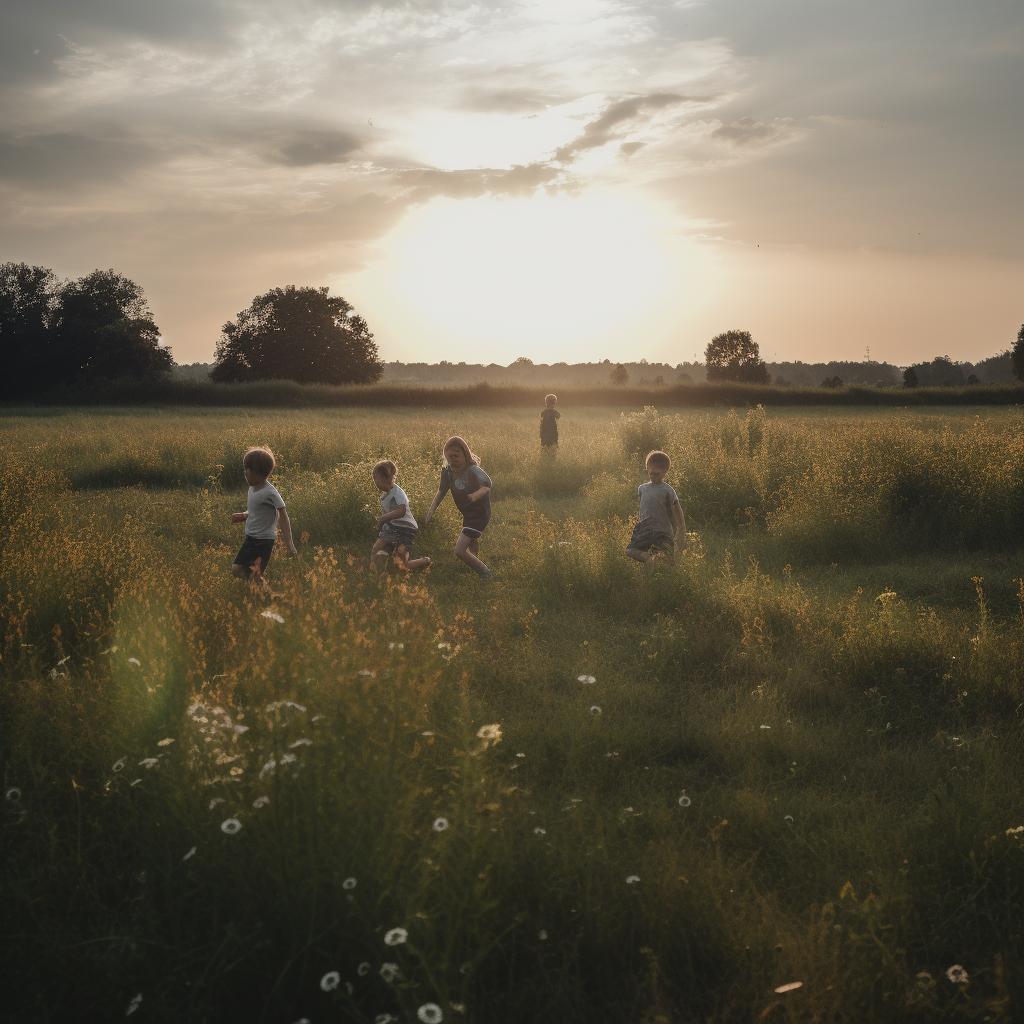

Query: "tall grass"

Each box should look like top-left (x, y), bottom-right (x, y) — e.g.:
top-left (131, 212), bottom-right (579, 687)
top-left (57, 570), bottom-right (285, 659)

top-left (2, 406), bottom-right (1023, 1022)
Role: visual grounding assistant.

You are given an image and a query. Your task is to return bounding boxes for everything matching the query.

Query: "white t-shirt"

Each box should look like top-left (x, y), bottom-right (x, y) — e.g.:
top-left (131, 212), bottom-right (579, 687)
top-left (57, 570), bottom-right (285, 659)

top-left (636, 480), bottom-right (679, 536)
top-left (246, 481), bottom-right (286, 540)
top-left (379, 483), bottom-right (418, 529)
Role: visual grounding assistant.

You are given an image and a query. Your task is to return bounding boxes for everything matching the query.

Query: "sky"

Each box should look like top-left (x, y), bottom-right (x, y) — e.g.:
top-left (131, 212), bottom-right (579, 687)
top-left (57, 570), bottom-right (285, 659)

top-left (2, 0), bottom-right (1022, 367)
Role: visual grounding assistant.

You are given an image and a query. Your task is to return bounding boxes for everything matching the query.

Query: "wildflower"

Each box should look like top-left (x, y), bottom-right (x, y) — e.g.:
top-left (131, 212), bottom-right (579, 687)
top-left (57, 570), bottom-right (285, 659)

top-left (451, 1004), bottom-right (465, 1014)
top-left (220, 818), bottom-right (242, 835)
top-left (774, 981), bottom-right (803, 993)
top-left (590, 706), bottom-right (602, 716)
top-left (261, 610), bottom-right (285, 624)
top-left (678, 795), bottom-right (691, 807)
top-left (289, 738), bottom-right (313, 748)
top-left (421, 731), bottom-right (434, 736)
top-left (139, 758), bottom-right (159, 769)
top-left (259, 758), bottom-right (277, 780)
top-left (534, 827), bottom-right (546, 835)
top-left (1006, 826), bottom-right (1024, 838)
top-left (577, 674), bottom-right (587, 682)
top-left (126, 993), bottom-right (143, 1015)
top-left (417, 1004), bottom-right (444, 1024)
top-left (916, 972), bottom-right (935, 988)
top-left (233, 724), bottom-right (249, 734)
top-left (128, 657), bottom-right (141, 666)
top-left (380, 962), bottom-right (399, 983)
top-left (358, 961), bottom-right (371, 976)
top-left (626, 875), bottom-right (640, 884)
top-left (208, 797), bottom-right (225, 810)
top-left (112, 758), bottom-right (126, 772)
top-left (432, 817), bottom-right (449, 832)
top-left (280, 753), bottom-right (297, 764)
top-left (5, 787), bottom-right (21, 802)
top-left (157, 738), bottom-right (175, 746)
top-left (784, 815), bottom-right (794, 824)
top-left (946, 965), bottom-right (969, 984)
top-left (183, 846), bottom-right (196, 861)
top-left (760, 725), bottom-right (771, 730)
top-left (346, 981), bottom-right (354, 995)
top-left (384, 927), bottom-right (408, 946)
top-left (375, 1016), bottom-right (398, 1024)
top-left (476, 724), bottom-right (502, 742)
top-left (130, 778), bottom-right (142, 786)
top-left (516, 752), bottom-right (525, 758)
top-left (342, 877), bottom-right (357, 889)
top-left (253, 796), bottom-right (269, 809)
top-left (358, 669), bottom-right (374, 677)
top-left (538, 930), bottom-right (548, 940)
top-left (320, 970), bottom-right (341, 991)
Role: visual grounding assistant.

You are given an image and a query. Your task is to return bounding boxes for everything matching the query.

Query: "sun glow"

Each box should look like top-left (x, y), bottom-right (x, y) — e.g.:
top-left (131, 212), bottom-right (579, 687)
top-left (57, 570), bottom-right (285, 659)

top-left (347, 191), bottom-right (690, 363)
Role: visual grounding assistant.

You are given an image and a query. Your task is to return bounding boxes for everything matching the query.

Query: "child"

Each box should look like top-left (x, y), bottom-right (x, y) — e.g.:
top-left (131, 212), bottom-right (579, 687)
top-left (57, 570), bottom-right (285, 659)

top-left (370, 460), bottom-right (432, 573)
top-left (230, 446), bottom-right (297, 578)
top-left (625, 450), bottom-right (687, 563)
top-left (423, 436), bottom-right (493, 580)
top-left (540, 394), bottom-right (560, 449)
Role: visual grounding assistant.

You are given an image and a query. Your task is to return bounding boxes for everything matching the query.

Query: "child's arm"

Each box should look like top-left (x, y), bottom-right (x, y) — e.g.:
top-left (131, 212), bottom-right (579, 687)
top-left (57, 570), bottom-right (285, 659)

top-left (231, 512), bottom-right (249, 524)
top-left (375, 504), bottom-right (410, 526)
top-left (423, 489), bottom-right (444, 525)
top-left (467, 485), bottom-right (490, 502)
top-left (671, 501), bottom-right (687, 547)
top-left (277, 507), bottom-right (298, 555)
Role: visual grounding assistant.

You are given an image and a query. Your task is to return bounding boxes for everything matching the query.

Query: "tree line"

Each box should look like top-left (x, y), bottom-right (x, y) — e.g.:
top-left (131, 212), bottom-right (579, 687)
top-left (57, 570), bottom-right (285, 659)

top-left (3, 261), bottom-right (1022, 396)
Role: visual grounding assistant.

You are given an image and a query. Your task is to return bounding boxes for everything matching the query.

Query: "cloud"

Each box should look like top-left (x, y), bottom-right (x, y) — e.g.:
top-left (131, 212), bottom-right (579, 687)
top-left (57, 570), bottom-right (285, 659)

top-left (710, 117), bottom-right (793, 147)
top-left (268, 130), bottom-right (362, 167)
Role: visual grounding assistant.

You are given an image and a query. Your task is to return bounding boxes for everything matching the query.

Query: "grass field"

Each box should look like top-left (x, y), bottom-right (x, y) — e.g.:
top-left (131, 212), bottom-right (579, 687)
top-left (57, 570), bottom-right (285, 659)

top-left (2, 404), bottom-right (1023, 1023)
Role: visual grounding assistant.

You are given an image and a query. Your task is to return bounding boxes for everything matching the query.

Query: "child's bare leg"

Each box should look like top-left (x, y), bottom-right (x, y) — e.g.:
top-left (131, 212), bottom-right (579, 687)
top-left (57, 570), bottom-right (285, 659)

top-left (230, 563), bottom-right (249, 578)
top-left (454, 532), bottom-right (488, 574)
top-left (370, 539), bottom-right (391, 573)
top-left (403, 550), bottom-right (433, 571)
top-left (626, 548), bottom-right (651, 563)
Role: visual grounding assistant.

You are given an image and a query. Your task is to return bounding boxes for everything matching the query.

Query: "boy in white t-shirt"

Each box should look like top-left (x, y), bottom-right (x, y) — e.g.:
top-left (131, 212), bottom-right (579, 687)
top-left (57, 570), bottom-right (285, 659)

top-left (230, 446), bottom-right (297, 578)
top-left (371, 460), bottom-right (432, 573)
top-left (625, 449), bottom-right (687, 563)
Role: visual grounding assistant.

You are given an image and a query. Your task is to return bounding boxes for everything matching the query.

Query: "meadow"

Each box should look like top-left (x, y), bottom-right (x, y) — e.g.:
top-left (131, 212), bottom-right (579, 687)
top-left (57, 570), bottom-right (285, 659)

top-left (2, 404), bottom-right (1023, 1023)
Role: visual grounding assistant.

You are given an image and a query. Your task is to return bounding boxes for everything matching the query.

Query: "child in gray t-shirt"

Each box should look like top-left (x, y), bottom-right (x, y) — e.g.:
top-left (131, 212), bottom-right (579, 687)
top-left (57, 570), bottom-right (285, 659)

top-left (370, 459), bottom-right (432, 574)
top-left (625, 450), bottom-right (687, 562)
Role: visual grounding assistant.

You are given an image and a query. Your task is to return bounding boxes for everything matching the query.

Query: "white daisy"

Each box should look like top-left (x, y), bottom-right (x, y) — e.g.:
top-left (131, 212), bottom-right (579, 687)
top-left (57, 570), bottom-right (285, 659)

top-left (183, 846), bottom-right (196, 861)
top-left (384, 927), bottom-right (408, 946)
top-left (261, 610), bottom-right (285, 624)
top-left (357, 961), bottom-right (370, 976)
top-left (220, 818), bottom-right (242, 835)
top-left (380, 962), bottom-right (399, 983)
top-left (417, 1004), bottom-right (443, 1023)
top-left (157, 738), bottom-right (175, 746)
top-left (946, 965), bottom-right (969, 984)
top-left (590, 706), bottom-right (602, 716)
top-left (678, 795), bottom-right (691, 807)
top-left (126, 993), bottom-right (143, 1015)
top-left (342, 877), bottom-right (357, 889)
top-left (432, 817), bottom-right (449, 832)
top-left (112, 758), bottom-right (126, 772)
top-left (5, 787), bottom-right (21, 801)
top-left (476, 724), bottom-right (502, 742)
top-left (139, 758), bottom-right (159, 769)
top-left (626, 875), bottom-right (640, 884)
top-left (253, 796), bottom-right (269, 809)
top-left (289, 738), bottom-right (312, 748)
top-left (774, 981), bottom-right (802, 993)
top-left (534, 827), bottom-right (546, 835)
top-left (320, 970), bottom-right (340, 991)
top-left (128, 657), bottom-right (141, 666)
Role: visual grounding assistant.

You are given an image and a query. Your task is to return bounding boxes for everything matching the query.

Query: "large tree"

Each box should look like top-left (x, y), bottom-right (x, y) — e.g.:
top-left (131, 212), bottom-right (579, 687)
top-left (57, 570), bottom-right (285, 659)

top-left (54, 269), bottom-right (171, 384)
top-left (704, 329), bottom-right (771, 384)
top-left (0, 263), bottom-right (60, 397)
top-left (1013, 324), bottom-right (1024, 382)
top-left (212, 286), bottom-right (383, 385)
top-left (2, 264), bottom-right (169, 394)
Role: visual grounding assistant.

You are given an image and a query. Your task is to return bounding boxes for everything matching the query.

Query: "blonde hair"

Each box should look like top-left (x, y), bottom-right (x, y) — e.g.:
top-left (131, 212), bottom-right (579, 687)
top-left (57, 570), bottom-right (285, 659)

top-left (442, 435), bottom-right (480, 468)
top-left (372, 459), bottom-right (397, 482)
top-left (646, 450), bottom-right (671, 471)
top-left (243, 446), bottom-right (275, 478)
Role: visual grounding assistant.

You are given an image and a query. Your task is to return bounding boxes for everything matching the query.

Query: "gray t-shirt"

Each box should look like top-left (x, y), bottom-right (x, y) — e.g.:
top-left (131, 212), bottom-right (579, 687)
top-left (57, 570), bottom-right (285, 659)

top-left (379, 483), bottom-right (417, 529)
top-left (637, 480), bottom-right (679, 536)
top-left (246, 481), bottom-right (286, 540)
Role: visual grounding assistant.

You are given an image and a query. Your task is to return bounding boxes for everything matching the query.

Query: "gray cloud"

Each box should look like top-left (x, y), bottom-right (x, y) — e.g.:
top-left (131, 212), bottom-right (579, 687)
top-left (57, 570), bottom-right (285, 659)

top-left (711, 117), bottom-right (791, 147)
top-left (268, 130), bottom-right (362, 167)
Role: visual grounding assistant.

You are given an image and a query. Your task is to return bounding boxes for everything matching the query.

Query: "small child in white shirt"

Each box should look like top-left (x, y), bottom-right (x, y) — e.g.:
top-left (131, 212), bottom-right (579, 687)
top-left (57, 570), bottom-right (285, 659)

top-left (230, 446), bottom-right (297, 578)
top-left (371, 460), bottom-right (432, 573)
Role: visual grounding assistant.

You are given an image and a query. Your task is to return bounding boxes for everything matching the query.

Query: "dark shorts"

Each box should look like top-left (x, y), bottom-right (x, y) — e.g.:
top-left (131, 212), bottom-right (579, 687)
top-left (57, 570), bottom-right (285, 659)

top-left (626, 523), bottom-right (674, 556)
top-left (457, 501), bottom-right (491, 539)
top-left (234, 535), bottom-right (276, 572)
top-left (540, 436), bottom-right (558, 448)
top-left (378, 522), bottom-right (418, 550)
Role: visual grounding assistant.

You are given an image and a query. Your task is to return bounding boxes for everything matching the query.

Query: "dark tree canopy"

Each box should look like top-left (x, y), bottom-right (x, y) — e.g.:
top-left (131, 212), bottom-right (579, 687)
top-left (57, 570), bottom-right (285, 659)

top-left (1, 264), bottom-right (170, 395)
top-left (212, 286), bottom-right (383, 385)
top-left (54, 269), bottom-right (170, 384)
top-left (903, 355), bottom-right (966, 388)
top-left (704, 330), bottom-right (771, 384)
top-left (820, 375), bottom-right (843, 389)
top-left (0, 263), bottom-right (60, 398)
top-left (1013, 324), bottom-right (1024, 382)
top-left (903, 367), bottom-right (919, 388)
